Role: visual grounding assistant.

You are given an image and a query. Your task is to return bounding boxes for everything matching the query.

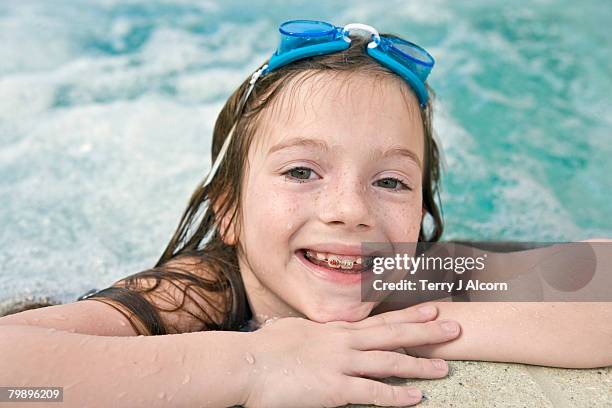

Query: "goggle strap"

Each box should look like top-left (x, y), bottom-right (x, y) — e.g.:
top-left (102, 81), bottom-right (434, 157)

top-left (201, 65), bottom-right (264, 189)
top-left (201, 121), bottom-right (235, 189)
top-left (266, 39), bottom-right (350, 72)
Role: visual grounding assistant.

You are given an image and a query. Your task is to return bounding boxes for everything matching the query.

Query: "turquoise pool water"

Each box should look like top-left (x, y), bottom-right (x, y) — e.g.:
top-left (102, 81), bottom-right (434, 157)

top-left (1, 0), bottom-right (610, 303)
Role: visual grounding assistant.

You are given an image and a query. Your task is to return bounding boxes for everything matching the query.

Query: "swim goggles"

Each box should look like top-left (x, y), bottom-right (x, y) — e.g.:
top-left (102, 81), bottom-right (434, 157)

top-left (202, 20), bottom-right (435, 189)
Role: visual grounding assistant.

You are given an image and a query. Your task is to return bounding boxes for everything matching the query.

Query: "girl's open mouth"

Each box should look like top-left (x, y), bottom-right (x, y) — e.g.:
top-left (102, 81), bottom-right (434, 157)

top-left (295, 249), bottom-right (376, 285)
top-left (302, 249), bottom-right (374, 272)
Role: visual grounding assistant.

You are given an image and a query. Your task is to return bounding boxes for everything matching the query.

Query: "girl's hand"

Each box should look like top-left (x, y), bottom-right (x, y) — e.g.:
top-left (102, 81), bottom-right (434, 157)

top-left (241, 305), bottom-right (460, 408)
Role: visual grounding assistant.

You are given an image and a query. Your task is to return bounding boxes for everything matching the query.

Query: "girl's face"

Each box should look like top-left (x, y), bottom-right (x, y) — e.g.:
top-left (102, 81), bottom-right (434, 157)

top-left (236, 72), bottom-right (425, 324)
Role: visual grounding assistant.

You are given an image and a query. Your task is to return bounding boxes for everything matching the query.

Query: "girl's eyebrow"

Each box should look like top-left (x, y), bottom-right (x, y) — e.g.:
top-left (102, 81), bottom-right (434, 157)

top-left (383, 147), bottom-right (423, 171)
top-left (267, 137), bottom-right (422, 170)
top-left (267, 137), bottom-right (329, 156)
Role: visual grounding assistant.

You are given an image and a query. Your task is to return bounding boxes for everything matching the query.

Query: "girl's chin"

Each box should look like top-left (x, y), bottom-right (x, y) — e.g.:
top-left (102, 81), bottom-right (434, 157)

top-left (303, 302), bottom-right (376, 323)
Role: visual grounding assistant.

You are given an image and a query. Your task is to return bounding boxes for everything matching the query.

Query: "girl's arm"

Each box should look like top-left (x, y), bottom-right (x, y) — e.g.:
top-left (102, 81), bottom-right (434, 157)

top-left (402, 239), bottom-right (612, 368)
top-left (403, 301), bottom-right (612, 368)
top-left (0, 324), bottom-right (253, 407)
top-left (1, 307), bottom-right (463, 408)
top-left (0, 300), bottom-right (139, 336)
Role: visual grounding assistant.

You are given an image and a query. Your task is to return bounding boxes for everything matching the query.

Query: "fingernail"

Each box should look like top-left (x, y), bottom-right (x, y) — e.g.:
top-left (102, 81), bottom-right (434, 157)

top-left (432, 359), bottom-right (447, 370)
top-left (441, 320), bottom-right (459, 333)
top-left (418, 305), bottom-right (436, 317)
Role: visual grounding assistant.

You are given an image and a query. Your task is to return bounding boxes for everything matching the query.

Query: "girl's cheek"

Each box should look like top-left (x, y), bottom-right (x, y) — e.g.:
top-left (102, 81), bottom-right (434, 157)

top-left (380, 195), bottom-right (423, 241)
top-left (251, 180), bottom-right (307, 229)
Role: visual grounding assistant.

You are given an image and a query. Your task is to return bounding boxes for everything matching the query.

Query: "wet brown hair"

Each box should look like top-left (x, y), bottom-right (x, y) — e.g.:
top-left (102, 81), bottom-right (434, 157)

top-left (82, 34), bottom-right (444, 336)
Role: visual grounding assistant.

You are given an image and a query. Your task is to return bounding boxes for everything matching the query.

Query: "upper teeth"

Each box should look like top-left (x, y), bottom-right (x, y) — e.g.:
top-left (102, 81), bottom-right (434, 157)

top-left (305, 250), bottom-right (362, 269)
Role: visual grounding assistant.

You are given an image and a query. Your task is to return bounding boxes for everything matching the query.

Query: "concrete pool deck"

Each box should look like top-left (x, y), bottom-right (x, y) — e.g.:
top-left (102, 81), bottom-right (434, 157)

top-left (351, 360), bottom-right (612, 407)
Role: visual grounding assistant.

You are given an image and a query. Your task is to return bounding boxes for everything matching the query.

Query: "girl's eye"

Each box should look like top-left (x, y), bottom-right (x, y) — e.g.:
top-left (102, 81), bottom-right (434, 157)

top-left (374, 177), bottom-right (412, 191)
top-left (283, 167), bottom-right (318, 182)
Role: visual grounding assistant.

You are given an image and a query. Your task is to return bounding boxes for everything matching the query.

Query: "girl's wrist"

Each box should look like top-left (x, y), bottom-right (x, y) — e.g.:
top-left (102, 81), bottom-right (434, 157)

top-left (233, 331), bottom-right (259, 407)
top-left (178, 330), bottom-right (259, 407)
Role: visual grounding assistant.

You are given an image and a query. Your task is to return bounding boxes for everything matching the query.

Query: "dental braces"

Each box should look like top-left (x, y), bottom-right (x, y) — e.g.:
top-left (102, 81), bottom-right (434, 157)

top-left (305, 250), bottom-right (359, 269)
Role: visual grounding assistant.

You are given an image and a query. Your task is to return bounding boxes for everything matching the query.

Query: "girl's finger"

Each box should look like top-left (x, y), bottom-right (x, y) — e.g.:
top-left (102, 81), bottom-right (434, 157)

top-left (346, 350), bottom-right (449, 379)
top-left (347, 305), bottom-right (438, 329)
top-left (352, 319), bottom-right (460, 351)
top-left (342, 377), bottom-right (423, 407)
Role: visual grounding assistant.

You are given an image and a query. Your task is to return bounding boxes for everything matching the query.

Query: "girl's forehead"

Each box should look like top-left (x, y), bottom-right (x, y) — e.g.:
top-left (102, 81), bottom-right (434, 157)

top-left (251, 71), bottom-right (424, 160)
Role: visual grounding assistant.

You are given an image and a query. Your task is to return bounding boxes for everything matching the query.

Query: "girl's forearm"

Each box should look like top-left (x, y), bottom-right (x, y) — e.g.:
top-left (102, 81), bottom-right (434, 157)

top-left (403, 302), bottom-right (612, 368)
top-left (0, 325), bottom-right (253, 407)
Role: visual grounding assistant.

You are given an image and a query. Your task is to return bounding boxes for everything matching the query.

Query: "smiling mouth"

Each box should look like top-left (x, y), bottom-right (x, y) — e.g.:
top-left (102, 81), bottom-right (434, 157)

top-left (298, 249), bottom-right (375, 273)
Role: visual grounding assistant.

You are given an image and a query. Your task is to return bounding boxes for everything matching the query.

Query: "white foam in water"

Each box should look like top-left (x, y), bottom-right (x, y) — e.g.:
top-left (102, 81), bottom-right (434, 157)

top-left (1, 97), bottom-right (224, 303)
top-left (1, 0), bottom-right (610, 304)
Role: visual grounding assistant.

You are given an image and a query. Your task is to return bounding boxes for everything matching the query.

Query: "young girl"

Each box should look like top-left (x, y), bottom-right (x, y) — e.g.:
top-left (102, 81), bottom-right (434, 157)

top-left (1, 20), bottom-right (610, 408)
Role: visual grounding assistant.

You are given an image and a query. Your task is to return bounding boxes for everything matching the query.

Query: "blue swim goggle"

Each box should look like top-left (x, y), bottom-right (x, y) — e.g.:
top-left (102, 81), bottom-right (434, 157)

top-left (202, 20), bottom-right (435, 189)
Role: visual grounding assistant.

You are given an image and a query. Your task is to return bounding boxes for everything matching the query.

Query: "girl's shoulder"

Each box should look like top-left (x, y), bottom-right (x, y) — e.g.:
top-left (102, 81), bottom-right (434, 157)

top-left (87, 254), bottom-right (229, 335)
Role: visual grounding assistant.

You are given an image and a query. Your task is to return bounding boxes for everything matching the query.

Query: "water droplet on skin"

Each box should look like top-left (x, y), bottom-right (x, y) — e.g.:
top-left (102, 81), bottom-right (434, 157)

top-left (263, 317), bottom-right (279, 326)
top-left (227, 371), bottom-right (232, 375)
top-left (46, 328), bottom-right (56, 334)
top-left (157, 391), bottom-right (166, 399)
top-left (296, 357), bottom-right (303, 365)
top-left (118, 320), bottom-right (127, 327)
top-left (182, 374), bottom-right (191, 384)
top-left (117, 392), bottom-right (127, 399)
top-left (245, 352), bottom-right (255, 365)
top-left (283, 368), bottom-right (290, 375)
top-left (33, 318), bottom-right (40, 323)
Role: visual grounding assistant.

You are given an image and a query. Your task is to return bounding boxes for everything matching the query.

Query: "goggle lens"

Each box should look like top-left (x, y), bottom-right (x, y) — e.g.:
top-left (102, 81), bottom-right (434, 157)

top-left (278, 20), bottom-right (338, 54)
top-left (384, 37), bottom-right (434, 82)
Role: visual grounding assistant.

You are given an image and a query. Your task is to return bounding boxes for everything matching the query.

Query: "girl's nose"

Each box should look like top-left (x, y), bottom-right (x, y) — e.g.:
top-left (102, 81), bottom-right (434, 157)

top-left (316, 178), bottom-right (374, 230)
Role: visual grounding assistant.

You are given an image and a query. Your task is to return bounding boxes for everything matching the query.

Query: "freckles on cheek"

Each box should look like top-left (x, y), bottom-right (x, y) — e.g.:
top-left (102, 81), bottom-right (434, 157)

top-left (383, 204), bottom-right (422, 241)
top-left (248, 180), bottom-right (306, 229)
